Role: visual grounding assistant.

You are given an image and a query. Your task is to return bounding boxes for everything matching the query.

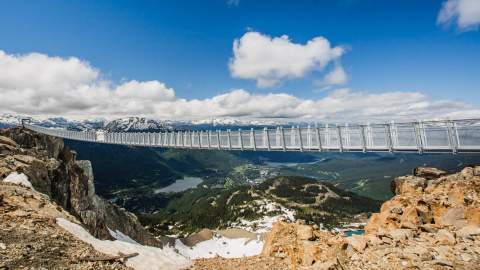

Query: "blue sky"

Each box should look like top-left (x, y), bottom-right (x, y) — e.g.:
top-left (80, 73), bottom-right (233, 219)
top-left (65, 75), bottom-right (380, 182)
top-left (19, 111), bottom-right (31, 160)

top-left (0, 0), bottom-right (479, 121)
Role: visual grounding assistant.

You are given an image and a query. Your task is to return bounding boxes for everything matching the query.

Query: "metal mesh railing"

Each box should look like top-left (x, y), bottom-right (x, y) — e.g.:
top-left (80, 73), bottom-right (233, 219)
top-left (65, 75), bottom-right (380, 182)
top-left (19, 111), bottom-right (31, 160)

top-left (23, 119), bottom-right (480, 153)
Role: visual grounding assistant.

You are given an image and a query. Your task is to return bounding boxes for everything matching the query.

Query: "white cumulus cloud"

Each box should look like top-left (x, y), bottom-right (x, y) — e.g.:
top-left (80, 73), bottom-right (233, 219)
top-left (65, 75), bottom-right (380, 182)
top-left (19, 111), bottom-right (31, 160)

top-left (229, 31), bottom-right (346, 88)
top-left (317, 64), bottom-right (348, 87)
top-left (0, 50), bottom-right (478, 122)
top-left (438, 0), bottom-right (480, 31)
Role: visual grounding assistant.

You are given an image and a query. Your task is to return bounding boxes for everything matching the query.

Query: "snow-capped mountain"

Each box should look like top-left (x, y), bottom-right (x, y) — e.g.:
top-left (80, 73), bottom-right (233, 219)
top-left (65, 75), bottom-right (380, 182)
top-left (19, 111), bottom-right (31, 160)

top-left (189, 118), bottom-right (282, 126)
top-left (0, 114), bottom-right (104, 130)
top-left (104, 117), bottom-right (176, 132)
top-left (0, 114), bottom-right (286, 132)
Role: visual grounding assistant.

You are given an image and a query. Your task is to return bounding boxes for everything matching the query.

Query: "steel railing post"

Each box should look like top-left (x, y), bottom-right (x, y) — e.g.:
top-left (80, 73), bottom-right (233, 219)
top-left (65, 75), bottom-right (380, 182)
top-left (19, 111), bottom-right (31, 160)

top-left (251, 128), bottom-right (256, 151)
top-left (264, 128), bottom-right (271, 151)
top-left (280, 127), bottom-right (286, 151)
top-left (227, 129), bottom-right (232, 150)
top-left (414, 122), bottom-right (424, 154)
top-left (290, 126), bottom-right (295, 147)
top-left (316, 126), bottom-right (322, 152)
top-left (360, 125), bottom-right (367, 153)
top-left (239, 129), bottom-right (244, 151)
top-left (385, 123), bottom-right (393, 152)
top-left (446, 120), bottom-right (457, 154)
top-left (337, 125), bottom-right (343, 152)
top-left (298, 126), bottom-right (303, 152)
top-left (207, 130), bottom-right (212, 149)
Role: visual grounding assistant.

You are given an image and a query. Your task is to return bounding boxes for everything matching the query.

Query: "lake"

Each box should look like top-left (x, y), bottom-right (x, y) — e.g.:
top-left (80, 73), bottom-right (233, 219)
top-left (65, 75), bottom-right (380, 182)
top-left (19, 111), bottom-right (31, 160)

top-left (263, 159), bottom-right (321, 168)
top-left (154, 176), bottom-right (203, 193)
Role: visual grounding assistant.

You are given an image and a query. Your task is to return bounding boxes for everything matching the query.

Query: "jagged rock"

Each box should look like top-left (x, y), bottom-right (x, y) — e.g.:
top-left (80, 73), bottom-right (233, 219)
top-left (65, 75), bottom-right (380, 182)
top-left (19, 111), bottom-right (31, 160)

top-left (400, 206), bottom-right (420, 229)
top-left (389, 229), bottom-right (413, 242)
top-left (13, 155), bottom-right (38, 165)
top-left (419, 223), bottom-right (439, 233)
top-left (0, 127), bottom-right (161, 247)
top-left (365, 235), bottom-right (382, 245)
top-left (433, 259), bottom-right (453, 268)
top-left (0, 183), bottom-right (130, 270)
top-left (391, 175), bottom-right (426, 195)
top-left (436, 229), bottom-right (456, 245)
top-left (311, 260), bottom-right (337, 270)
top-left (390, 206), bottom-right (403, 215)
top-left (297, 224), bottom-right (314, 240)
top-left (413, 167), bottom-right (446, 179)
top-left (301, 240), bottom-right (320, 265)
top-left (22, 158), bottom-right (50, 194)
top-left (474, 166), bottom-right (480, 176)
top-left (0, 143), bottom-right (16, 154)
top-left (76, 160), bottom-right (95, 199)
top-left (457, 225), bottom-right (480, 238)
top-left (347, 235), bottom-right (367, 253)
top-left (460, 167), bottom-right (475, 178)
top-left (439, 207), bottom-right (468, 229)
top-left (416, 200), bottom-right (433, 224)
top-left (0, 135), bottom-right (18, 148)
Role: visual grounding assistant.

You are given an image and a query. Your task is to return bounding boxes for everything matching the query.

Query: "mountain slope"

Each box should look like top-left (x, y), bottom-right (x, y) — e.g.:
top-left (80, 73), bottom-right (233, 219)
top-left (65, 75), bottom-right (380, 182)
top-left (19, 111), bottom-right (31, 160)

top-left (141, 175), bottom-right (380, 236)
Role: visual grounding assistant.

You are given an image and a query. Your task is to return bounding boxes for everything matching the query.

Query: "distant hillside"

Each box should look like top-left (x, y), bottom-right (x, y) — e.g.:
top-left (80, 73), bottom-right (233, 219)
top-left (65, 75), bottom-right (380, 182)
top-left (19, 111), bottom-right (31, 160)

top-left (140, 175), bottom-right (381, 236)
top-left (257, 176), bottom-right (381, 227)
top-left (275, 152), bottom-right (480, 200)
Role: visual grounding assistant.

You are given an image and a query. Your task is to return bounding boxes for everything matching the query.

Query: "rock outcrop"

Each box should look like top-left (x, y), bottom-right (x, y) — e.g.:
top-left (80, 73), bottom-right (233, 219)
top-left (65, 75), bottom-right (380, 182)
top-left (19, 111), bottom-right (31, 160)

top-left (0, 182), bottom-right (131, 269)
top-left (0, 127), bottom-right (160, 247)
top-left (192, 166), bottom-right (480, 270)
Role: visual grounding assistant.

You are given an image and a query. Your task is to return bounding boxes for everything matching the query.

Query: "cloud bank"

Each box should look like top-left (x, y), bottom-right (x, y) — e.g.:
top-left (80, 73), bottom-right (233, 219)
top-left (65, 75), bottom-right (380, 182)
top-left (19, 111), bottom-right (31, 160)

top-left (438, 0), bottom-right (480, 31)
top-left (0, 50), bottom-right (478, 122)
top-left (229, 32), bottom-right (347, 87)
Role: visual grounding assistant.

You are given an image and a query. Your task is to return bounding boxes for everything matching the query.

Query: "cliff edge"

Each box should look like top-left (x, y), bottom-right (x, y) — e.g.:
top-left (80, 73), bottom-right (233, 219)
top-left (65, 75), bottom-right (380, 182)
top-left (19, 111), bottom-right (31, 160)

top-left (0, 127), bottom-right (159, 247)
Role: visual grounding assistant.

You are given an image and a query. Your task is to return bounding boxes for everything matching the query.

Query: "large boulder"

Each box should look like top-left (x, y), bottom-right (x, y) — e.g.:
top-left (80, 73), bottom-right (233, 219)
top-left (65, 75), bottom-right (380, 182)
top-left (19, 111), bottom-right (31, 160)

top-left (413, 167), bottom-right (447, 179)
top-left (391, 175), bottom-right (426, 195)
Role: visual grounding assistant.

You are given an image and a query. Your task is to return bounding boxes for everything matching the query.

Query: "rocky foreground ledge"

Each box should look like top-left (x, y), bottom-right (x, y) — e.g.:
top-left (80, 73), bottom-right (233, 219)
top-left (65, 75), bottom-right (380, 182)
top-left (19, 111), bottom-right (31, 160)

top-left (0, 127), bottom-right (161, 246)
top-left (192, 166), bottom-right (480, 270)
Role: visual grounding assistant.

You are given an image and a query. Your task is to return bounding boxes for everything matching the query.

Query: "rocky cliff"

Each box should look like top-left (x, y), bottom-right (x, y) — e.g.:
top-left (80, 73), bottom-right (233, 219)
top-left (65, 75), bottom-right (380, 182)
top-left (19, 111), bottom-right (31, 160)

top-left (192, 166), bottom-right (480, 270)
top-left (0, 181), bottom-right (131, 269)
top-left (0, 127), bottom-right (160, 247)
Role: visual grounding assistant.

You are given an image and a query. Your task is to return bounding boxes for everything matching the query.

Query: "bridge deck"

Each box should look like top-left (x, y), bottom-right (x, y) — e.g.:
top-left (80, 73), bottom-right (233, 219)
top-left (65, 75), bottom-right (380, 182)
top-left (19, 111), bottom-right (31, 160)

top-left (24, 119), bottom-right (480, 154)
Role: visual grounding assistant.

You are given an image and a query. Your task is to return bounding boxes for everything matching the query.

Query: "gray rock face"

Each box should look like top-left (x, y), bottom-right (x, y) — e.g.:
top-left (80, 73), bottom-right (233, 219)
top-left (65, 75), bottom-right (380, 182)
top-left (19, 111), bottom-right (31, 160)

top-left (0, 127), bottom-right (161, 247)
top-left (76, 160), bottom-right (95, 199)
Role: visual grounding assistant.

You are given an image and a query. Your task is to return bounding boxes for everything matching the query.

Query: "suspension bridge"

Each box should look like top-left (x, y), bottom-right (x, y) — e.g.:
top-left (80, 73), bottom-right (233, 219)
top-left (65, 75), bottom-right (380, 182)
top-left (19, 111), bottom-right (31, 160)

top-left (23, 119), bottom-right (480, 154)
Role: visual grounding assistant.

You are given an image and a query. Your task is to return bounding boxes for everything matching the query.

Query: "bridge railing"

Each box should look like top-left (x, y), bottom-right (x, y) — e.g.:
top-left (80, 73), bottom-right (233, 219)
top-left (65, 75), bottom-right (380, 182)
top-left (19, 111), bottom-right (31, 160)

top-left (23, 118), bottom-right (480, 153)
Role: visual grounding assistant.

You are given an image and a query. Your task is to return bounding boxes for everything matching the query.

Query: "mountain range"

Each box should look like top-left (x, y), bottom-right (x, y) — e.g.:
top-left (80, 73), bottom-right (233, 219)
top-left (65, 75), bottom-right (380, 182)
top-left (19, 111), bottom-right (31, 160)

top-left (0, 114), bottom-right (290, 131)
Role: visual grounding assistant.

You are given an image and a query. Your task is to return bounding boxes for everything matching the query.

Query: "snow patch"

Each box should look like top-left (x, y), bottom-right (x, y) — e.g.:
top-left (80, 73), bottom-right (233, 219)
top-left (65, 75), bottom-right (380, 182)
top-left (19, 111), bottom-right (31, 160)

top-left (107, 227), bottom-right (139, 245)
top-left (232, 199), bottom-right (295, 233)
top-left (3, 172), bottom-right (34, 190)
top-left (56, 218), bottom-right (191, 270)
top-left (175, 235), bottom-right (263, 259)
